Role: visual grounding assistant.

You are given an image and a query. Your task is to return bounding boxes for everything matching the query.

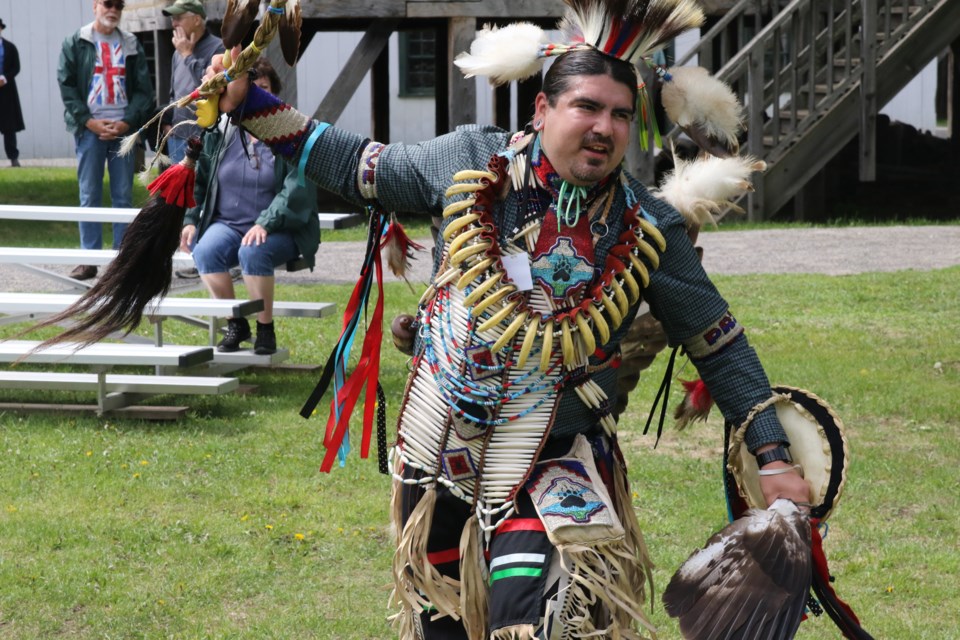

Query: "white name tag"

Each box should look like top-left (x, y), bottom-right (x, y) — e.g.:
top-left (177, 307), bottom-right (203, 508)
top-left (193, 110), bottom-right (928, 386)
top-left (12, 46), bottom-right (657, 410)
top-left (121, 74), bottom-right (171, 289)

top-left (501, 252), bottom-right (533, 291)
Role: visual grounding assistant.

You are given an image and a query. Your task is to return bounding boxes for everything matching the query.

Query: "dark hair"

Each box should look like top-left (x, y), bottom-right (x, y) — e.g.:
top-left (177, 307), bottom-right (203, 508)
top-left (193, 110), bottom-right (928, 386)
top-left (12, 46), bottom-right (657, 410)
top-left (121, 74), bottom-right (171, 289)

top-left (542, 49), bottom-right (638, 108)
top-left (251, 58), bottom-right (282, 94)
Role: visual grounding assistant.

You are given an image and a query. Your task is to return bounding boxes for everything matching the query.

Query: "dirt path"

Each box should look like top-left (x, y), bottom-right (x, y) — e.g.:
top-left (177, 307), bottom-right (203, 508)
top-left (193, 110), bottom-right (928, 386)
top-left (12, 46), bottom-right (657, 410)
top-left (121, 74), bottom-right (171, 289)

top-left (3, 225), bottom-right (958, 294)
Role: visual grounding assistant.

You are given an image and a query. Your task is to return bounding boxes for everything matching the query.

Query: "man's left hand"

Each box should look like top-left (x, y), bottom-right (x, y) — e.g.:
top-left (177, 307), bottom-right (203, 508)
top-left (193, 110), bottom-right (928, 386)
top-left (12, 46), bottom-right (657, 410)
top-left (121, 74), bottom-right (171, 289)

top-left (758, 462), bottom-right (810, 511)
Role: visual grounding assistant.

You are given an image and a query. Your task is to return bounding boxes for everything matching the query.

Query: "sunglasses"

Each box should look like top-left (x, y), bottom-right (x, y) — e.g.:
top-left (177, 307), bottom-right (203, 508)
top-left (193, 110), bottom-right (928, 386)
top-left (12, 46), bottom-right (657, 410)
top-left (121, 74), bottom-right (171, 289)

top-left (100, 0), bottom-right (125, 10)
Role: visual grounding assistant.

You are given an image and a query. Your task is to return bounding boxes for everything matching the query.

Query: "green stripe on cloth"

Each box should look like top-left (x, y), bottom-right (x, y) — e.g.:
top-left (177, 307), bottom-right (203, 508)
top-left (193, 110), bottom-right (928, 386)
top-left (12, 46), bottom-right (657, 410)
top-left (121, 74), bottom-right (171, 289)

top-left (490, 566), bottom-right (543, 584)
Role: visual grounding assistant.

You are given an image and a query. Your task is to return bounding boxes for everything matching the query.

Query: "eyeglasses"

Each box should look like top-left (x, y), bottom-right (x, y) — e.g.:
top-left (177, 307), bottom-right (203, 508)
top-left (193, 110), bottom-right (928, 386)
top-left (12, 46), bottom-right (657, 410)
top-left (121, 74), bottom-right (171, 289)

top-left (100, 0), bottom-right (125, 10)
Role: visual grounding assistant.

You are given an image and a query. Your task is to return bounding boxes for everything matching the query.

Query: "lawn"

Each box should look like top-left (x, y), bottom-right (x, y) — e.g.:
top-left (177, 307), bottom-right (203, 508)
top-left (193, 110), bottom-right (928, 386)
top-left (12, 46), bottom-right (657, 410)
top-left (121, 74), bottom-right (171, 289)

top-left (0, 166), bottom-right (957, 638)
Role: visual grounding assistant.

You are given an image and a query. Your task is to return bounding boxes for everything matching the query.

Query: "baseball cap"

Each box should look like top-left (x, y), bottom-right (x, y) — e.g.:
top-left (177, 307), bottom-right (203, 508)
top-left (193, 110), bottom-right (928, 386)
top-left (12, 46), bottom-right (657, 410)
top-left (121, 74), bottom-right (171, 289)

top-left (162, 0), bottom-right (206, 18)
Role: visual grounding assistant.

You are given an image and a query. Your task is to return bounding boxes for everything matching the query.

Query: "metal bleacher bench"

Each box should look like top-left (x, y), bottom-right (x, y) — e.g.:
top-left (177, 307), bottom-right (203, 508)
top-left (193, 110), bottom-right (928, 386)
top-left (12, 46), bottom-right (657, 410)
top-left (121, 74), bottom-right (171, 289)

top-left (0, 340), bottom-right (236, 416)
top-left (0, 204), bottom-right (364, 230)
top-left (0, 293), bottom-right (336, 375)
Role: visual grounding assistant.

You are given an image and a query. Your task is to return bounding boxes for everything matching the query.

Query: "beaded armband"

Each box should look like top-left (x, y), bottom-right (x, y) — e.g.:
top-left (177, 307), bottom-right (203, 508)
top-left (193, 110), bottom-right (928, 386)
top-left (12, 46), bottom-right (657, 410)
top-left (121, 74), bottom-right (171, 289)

top-left (231, 83), bottom-right (314, 161)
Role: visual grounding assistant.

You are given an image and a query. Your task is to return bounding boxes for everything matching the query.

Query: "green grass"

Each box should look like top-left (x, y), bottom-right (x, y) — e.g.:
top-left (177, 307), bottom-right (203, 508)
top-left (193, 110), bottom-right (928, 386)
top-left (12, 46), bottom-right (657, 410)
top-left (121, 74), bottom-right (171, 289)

top-left (1, 267), bottom-right (958, 638)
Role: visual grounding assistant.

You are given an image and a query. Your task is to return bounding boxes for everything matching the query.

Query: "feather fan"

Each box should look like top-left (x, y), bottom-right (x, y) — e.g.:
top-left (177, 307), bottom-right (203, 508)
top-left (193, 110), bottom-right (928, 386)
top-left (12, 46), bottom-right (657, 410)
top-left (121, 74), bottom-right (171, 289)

top-left (454, 23), bottom-right (548, 85)
top-left (662, 66), bottom-right (744, 157)
top-left (663, 499), bottom-right (811, 640)
top-left (654, 152), bottom-right (766, 227)
top-left (560, 0), bottom-right (704, 64)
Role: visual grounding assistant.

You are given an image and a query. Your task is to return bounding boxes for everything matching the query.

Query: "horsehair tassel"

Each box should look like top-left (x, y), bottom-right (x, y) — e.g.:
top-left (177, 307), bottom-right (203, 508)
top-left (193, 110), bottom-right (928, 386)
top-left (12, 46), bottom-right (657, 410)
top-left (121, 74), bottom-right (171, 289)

top-left (23, 138), bottom-right (204, 353)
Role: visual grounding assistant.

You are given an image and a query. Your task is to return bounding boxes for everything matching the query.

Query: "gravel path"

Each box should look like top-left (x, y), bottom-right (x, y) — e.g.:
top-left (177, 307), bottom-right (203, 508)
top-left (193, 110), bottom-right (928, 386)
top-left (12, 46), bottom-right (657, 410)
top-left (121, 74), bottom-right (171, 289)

top-left (3, 225), bottom-right (958, 294)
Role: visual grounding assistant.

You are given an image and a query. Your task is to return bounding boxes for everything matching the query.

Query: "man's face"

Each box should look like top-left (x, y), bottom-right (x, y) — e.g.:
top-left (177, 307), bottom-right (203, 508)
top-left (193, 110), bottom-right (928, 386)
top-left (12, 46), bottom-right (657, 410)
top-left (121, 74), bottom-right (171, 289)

top-left (534, 74), bottom-right (635, 186)
top-left (171, 11), bottom-right (204, 36)
top-left (94, 0), bottom-right (124, 32)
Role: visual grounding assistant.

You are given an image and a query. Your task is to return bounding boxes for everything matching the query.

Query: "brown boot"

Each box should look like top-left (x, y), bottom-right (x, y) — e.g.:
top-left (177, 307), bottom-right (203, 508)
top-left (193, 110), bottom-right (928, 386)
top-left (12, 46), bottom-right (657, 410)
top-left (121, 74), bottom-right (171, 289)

top-left (69, 265), bottom-right (98, 280)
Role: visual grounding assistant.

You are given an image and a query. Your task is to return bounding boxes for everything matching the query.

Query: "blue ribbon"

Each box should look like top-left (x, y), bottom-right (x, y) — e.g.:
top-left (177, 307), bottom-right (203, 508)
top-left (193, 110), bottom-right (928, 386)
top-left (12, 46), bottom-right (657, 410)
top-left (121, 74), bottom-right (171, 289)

top-left (298, 122), bottom-right (330, 186)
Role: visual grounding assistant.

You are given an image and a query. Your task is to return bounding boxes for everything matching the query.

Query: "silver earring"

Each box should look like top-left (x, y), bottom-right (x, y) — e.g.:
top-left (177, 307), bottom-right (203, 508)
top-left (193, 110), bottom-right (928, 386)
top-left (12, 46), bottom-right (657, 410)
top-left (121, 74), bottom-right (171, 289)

top-left (534, 119), bottom-right (543, 130)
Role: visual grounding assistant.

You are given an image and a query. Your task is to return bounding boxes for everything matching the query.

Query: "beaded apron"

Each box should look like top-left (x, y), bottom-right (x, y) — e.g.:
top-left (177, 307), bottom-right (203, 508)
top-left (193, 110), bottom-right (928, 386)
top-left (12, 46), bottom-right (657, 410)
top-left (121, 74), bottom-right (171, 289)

top-left (393, 136), bottom-right (666, 533)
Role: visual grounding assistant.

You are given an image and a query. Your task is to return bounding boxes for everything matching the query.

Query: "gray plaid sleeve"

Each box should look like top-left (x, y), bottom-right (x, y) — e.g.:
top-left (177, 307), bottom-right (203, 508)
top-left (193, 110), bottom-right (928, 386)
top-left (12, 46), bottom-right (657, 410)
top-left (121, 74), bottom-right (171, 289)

top-left (639, 190), bottom-right (788, 452)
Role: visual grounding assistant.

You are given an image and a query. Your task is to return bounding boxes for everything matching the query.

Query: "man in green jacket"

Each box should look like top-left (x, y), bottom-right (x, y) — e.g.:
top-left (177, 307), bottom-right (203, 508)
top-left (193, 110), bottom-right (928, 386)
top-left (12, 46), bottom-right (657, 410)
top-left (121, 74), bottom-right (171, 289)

top-left (57, 0), bottom-right (154, 281)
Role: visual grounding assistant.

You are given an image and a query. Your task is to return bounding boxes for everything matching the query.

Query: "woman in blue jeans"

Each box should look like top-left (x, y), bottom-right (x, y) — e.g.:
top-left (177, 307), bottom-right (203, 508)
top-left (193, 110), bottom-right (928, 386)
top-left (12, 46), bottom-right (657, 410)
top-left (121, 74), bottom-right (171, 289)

top-left (179, 58), bottom-right (318, 354)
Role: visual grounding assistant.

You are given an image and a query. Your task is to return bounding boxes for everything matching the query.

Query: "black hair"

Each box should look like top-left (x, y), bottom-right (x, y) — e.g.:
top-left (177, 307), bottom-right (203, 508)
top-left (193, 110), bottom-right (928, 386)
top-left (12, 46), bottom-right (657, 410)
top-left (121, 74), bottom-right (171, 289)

top-left (541, 48), bottom-right (638, 108)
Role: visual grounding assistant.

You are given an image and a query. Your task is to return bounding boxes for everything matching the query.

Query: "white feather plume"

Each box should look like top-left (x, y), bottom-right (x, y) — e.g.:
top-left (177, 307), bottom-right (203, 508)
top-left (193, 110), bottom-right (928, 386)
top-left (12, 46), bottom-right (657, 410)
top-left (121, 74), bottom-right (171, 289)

top-left (654, 152), bottom-right (767, 227)
top-left (661, 66), bottom-right (743, 154)
top-left (454, 23), bottom-right (547, 86)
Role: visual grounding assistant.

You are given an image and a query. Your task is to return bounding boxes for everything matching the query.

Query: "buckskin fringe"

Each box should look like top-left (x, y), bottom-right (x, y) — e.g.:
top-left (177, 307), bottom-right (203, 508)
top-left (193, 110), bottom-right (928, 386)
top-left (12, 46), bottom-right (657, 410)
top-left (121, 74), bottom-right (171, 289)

top-left (459, 517), bottom-right (489, 640)
top-left (392, 487), bottom-right (462, 621)
top-left (490, 624), bottom-right (537, 639)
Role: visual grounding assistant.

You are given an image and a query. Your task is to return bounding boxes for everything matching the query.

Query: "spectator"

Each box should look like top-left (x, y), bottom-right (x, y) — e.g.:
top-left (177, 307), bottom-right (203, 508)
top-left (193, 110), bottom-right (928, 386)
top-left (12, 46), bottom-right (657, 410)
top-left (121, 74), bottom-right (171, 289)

top-left (0, 17), bottom-right (24, 167)
top-left (179, 58), bottom-right (318, 355)
top-left (160, 0), bottom-right (223, 164)
top-left (57, 0), bottom-right (154, 281)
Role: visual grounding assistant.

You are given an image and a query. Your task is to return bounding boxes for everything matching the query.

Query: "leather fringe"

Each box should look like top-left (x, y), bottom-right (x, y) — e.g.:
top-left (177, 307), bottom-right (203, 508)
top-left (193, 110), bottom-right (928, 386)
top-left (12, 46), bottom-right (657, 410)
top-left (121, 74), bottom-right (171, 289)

top-left (459, 517), bottom-right (490, 640)
top-left (392, 487), bottom-right (462, 621)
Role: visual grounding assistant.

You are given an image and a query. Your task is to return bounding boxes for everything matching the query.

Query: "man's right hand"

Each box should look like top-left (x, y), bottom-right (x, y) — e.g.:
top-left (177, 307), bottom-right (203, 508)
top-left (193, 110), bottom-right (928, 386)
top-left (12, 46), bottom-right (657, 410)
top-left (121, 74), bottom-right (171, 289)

top-left (180, 225), bottom-right (197, 253)
top-left (205, 46), bottom-right (248, 114)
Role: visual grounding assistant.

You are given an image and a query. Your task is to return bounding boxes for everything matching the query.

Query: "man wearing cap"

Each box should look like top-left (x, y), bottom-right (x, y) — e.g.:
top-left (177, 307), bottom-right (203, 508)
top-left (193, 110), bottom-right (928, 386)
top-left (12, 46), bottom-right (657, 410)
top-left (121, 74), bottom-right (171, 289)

top-left (58, 0), bottom-right (154, 281)
top-left (0, 17), bottom-right (24, 167)
top-left (161, 0), bottom-right (223, 164)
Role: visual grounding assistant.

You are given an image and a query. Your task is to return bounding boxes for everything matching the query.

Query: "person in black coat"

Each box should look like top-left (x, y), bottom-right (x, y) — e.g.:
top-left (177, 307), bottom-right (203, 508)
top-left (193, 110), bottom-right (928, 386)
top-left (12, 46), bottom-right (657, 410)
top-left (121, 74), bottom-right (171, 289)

top-left (0, 17), bottom-right (24, 167)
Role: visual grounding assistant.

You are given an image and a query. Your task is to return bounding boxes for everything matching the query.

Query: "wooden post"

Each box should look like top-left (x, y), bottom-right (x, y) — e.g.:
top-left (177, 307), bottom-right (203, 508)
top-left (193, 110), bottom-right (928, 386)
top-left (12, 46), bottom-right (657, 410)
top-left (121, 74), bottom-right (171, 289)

top-left (516, 72), bottom-right (541, 131)
top-left (372, 42), bottom-right (390, 142)
top-left (747, 47), bottom-right (765, 221)
top-left (494, 84), bottom-right (511, 130)
top-left (859, 0), bottom-right (877, 182)
top-left (951, 38), bottom-right (960, 157)
top-left (447, 17), bottom-right (477, 129)
top-left (435, 22), bottom-right (450, 135)
top-left (312, 20), bottom-right (397, 123)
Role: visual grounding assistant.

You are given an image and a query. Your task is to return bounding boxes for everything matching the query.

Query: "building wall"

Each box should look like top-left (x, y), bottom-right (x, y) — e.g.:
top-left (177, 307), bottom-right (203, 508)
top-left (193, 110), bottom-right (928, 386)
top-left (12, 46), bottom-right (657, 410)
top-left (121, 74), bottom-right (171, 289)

top-left (0, 1), bottom-right (945, 159)
top-left (0, 0), bottom-right (98, 159)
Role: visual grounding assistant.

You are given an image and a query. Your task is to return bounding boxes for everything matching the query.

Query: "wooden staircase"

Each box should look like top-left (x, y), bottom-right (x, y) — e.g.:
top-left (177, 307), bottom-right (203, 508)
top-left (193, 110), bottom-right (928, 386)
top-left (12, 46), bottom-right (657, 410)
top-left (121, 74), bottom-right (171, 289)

top-left (671, 0), bottom-right (960, 219)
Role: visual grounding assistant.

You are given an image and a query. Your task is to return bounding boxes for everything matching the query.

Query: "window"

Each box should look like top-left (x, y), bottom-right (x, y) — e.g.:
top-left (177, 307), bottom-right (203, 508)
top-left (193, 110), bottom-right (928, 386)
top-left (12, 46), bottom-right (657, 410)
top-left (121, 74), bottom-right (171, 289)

top-left (399, 30), bottom-right (436, 97)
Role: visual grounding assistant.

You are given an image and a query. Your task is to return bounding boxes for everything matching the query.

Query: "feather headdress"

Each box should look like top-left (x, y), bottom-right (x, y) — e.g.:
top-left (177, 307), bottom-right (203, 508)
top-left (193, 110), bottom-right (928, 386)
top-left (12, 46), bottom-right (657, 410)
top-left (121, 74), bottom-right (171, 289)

top-left (455, 0), bottom-right (704, 86)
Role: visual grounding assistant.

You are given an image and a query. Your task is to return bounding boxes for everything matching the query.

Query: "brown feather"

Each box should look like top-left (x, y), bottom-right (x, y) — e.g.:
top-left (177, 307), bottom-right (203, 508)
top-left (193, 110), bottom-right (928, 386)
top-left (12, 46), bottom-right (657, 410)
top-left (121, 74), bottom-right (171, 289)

top-left (663, 499), bottom-right (811, 639)
top-left (221, 0), bottom-right (260, 49)
top-left (278, 1), bottom-right (303, 66)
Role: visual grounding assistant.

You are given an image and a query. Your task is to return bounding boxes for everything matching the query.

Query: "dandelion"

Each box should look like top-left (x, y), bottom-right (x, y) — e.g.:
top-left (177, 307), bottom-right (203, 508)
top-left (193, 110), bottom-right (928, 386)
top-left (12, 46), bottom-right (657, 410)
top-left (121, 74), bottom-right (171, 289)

top-left (5, 505), bottom-right (16, 513)
top-left (886, 585), bottom-right (894, 593)
top-left (294, 533), bottom-right (305, 541)
top-left (85, 451), bottom-right (93, 457)
top-left (265, 524), bottom-right (274, 530)
top-left (240, 514), bottom-right (249, 522)
top-left (140, 460), bottom-right (149, 466)
top-left (133, 473), bottom-right (141, 479)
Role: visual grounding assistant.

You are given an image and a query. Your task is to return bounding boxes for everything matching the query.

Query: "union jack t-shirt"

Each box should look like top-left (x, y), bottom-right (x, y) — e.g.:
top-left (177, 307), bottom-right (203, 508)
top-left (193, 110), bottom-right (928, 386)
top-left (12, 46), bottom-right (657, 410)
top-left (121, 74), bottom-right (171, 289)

top-left (87, 31), bottom-right (128, 122)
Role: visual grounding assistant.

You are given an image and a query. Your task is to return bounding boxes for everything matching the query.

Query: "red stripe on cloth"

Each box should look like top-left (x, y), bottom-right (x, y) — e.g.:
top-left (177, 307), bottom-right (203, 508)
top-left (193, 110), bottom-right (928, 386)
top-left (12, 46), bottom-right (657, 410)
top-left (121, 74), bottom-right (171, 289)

top-left (496, 518), bottom-right (545, 534)
top-left (427, 548), bottom-right (461, 566)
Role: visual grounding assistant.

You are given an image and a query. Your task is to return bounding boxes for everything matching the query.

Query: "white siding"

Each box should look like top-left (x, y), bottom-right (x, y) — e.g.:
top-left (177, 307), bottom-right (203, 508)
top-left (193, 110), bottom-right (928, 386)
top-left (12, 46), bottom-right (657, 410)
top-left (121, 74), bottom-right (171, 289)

top-left (882, 61), bottom-right (939, 134)
top-left (0, 0), bottom-right (96, 159)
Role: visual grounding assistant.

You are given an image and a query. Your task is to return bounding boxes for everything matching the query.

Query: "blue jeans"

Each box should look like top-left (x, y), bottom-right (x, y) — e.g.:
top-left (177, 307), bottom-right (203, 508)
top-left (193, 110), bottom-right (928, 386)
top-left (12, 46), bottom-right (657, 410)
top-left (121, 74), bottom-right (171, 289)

top-left (75, 129), bottom-right (133, 250)
top-left (191, 221), bottom-right (299, 276)
top-left (166, 136), bottom-right (187, 165)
